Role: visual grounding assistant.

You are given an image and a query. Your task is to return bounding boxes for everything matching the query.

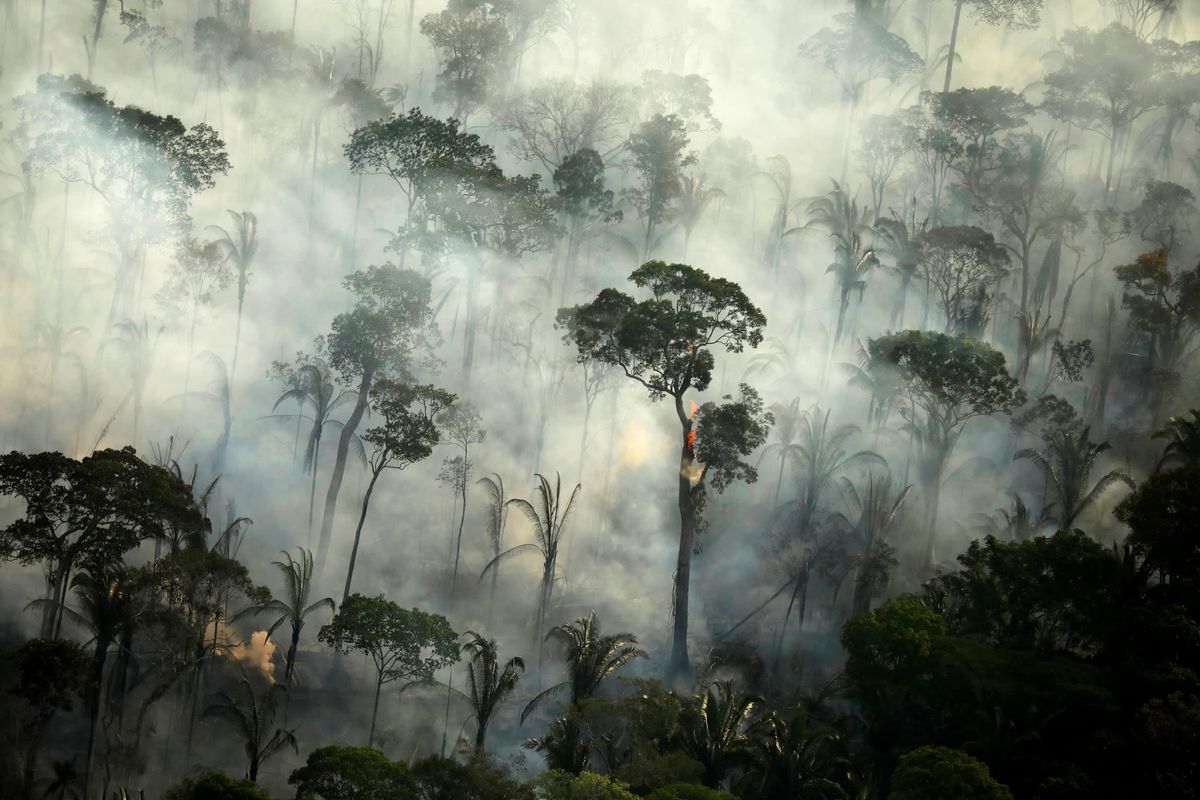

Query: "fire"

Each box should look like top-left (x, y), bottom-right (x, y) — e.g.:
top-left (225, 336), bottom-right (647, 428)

top-left (686, 400), bottom-right (699, 454)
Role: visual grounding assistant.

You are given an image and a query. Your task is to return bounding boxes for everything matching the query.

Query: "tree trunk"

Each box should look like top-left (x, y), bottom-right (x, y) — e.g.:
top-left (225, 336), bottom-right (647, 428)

top-left (307, 433), bottom-right (321, 546)
top-left (669, 400), bottom-right (698, 682)
top-left (317, 369), bottom-right (373, 577)
top-left (82, 638), bottom-right (110, 799)
top-left (451, 473), bottom-right (468, 593)
top-left (343, 466), bottom-right (383, 606)
top-left (942, 0), bottom-right (964, 93)
top-left (368, 676), bottom-right (383, 746)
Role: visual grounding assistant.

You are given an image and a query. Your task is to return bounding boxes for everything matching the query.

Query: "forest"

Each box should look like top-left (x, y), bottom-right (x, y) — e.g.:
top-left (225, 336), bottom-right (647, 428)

top-left (0, 0), bottom-right (1199, 798)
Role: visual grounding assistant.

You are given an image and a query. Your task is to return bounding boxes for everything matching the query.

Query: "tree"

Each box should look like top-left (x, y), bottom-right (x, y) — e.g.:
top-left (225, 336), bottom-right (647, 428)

top-left (858, 113), bottom-right (915, 222)
top-left (839, 472), bottom-right (911, 617)
top-left (269, 355), bottom-right (359, 539)
top-left (481, 473), bottom-right (581, 664)
top-left (875, 210), bottom-right (926, 327)
top-left (1042, 24), bottom-right (1163, 197)
top-left (529, 771), bottom-right (639, 800)
top-left (163, 771), bottom-right (273, 800)
top-left (736, 707), bottom-right (849, 800)
top-left (863, 331), bottom-right (1024, 564)
top-left (889, 745), bottom-right (1013, 800)
top-left (559, 261), bottom-right (770, 678)
top-left (625, 115), bottom-right (696, 259)
top-left (234, 548), bottom-right (334, 692)
top-left (157, 236), bottom-right (232, 414)
top-left (316, 264), bottom-right (434, 576)
top-left (207, 210), bottom-right (259, 390)
top-left (800, 12), bottom-right (921, 181)
top-left (523, 611), bottom-right (647, 722)
top-left (1014, 427), bottom-right (1134, 530)
top-left (929, 87), bottom-right (1033, 196)
top-left (806, 181), bottom-right (879, 343)
top-left (674, 174), bottom-right (725, 258)
top-left (554, 148), bottom-right (621, 302)
top-left (940, 0), bottom-right (1042, 93)
top-left (1114, 250), bottom-right (1200, 424)
top-left (17, 74), bottom-right (230, 323)
top-left (0, 448), bottom-right (205, 638)
top-left (438, 402), bottom-right (485, 592)
top-left (203, 670), bottom-right (298, 783)
top-left (1116, 466), bottom-right (1200, 585)
top-left (971, 131), bottom-right (1082, 358)
top-left (458, 632), bottom-right (525, 752)
top-left (7, 638), bottom-right (90, 799)
top-left (1129, 180), bottom-right (1196, 258)
top-left (420, 0), bottom-right (512, 121)
top-left (1153, 409), bottom-right (1200, 469)
top-left (476, 474), bottom-right (508, 619)
top-left (676, 681), bottom-right (760, 788)
top-left (319, 595), bottom-right (459, 746)
top-left (503, 80), bottom-right (632, 173)
top-left (344, 381), bottom-right (455, 604)
top-left (289, 746), bottom-right (413, 800)
top-left (917, 225), bottom-right (1010, 335)
top-left (344, 108), bottom-right (498, 256)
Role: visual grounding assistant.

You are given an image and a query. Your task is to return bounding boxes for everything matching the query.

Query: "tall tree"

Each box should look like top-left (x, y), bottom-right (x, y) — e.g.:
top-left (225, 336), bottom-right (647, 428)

top-left (917, 225), bottom-right (1010, 335)
top-left (234, 548), bottom-right (335, 693)
top-left (438, 402), bottom-right (485, 592)
top-left (863, 331), bottom-right (1024, 564)
top-left (343, 381), bottom-right (454, 604)
top-left (806, 181), bottom-right (879, 343)
top-left (17, 75), bottom-right (230, 323)
top-left (457, 632), bottom-right (525, 752)
top-left (939, 0), bottom-right (1042, 93)
top-left (1014, 427), bottom-right (1134, 530)
top-left (316, 264), bottom-right (434, 577)
top-left (481, 473), bottom-right (581, 667)
top-left (560, 261), bottom-right (772, 679)
top-left (420, 0), bottom-right (513, 122)
top-left (319, 595), bottom-right (459, 746)
top-left (624, 115), bottom-right (696, 259)
top-left (207, 210), bottom-right (259, 391)
top-left (202, 669), bottom-right (298, 783)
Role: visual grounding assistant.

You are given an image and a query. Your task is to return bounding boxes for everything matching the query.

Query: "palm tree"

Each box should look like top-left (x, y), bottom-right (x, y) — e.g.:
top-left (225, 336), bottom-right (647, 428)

top-left (234, 548), bottom-right (334, 693)
top-left (678, 680), bottom-right (761, 788)
top-left (874, 208), bottom-right (925, 327)
top-left (457, 632), bottom-right (525, 752)
top-left (202, 667), bottom-right (297, 783)
top-left (476, 474), bottom-right (508, 622)
top-left (31, 565), bottom-right (135, 798)
top-left (26, 322), bottom-right (88, 448)
top-left (757, 155), bottom-right (805, 279)
top-left (525, 716), bottom-right (591, 773)
top-left (807, 181), bottom-right (878, 343)
top-left (759, 397), bottom-right (804, 506)
top-left (521, 611), bottom-right (646, 723)
top-left (675, 173), bottom-right (726, 257)
top-left (41, 758), bottom-right (83, 800)
top-left (1153, 409), bottom-right (1200, 469)
top-left (739, 709), bottom-right (849, 800)
top-left (1015, 427), bottom-right (1135, 530)
top-left (207, 210), bottom-right (259, 391)
top-left (481, 473), bottom-right (581, 667)
top-left (775, 407), bottom-right (883, 644)
top-left (268, 359), bottom-right (358, 540)
top-left (974, 492), bottom-right (1054, 543)
top-left (105, 317), bottom-right (162, 446)
top-left (837, 472), bottom-right (910, 616)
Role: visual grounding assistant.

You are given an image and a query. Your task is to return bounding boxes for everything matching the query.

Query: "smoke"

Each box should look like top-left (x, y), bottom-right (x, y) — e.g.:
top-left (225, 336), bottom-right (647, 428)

top-left (0, 0), bottom-right (1197, 790)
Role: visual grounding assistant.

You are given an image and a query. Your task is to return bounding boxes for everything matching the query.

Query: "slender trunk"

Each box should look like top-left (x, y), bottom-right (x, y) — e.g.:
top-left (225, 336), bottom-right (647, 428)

top-left (22, 716), bottom-right (48, 800)
top-left (772, 455), bottom-right (785, 506)
top-left (669, 399), bottom-right (698, 682)
top-left (249, 752), bottom-right (260, 782)
top-left (942, 0), bottom-right (964, 93)
top-left (83, 638), bottom-right (111, 799)
top-left (451, 472), bottom-right (468, 593)
top-left (230, 294), bottom-right (245, 397)
top-left (924, 458), bottom-right (944, 567)
top-left (308, 434), bottom-right (321, 546)
top-left (368, 675), bottom-right (383, 746)
top-left (343, 466), bottom-right (383, 606)
top-left (317, 370), bottom-right (373, 577)
top-left (1104, 122), bottom-right (1119, 195)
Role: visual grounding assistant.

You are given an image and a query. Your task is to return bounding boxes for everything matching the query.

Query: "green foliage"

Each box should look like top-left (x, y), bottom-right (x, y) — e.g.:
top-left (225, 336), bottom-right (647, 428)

top-left (1116, 466), bottom-right (1200, 583)
top-left (163, 771), bottom-right (272, 800)
top-left (319, 595), bottom-right (459, 688)
top-left (559, 261), bottom-right (765, 401)
top-left (843, 596), bottom-right (947, 687)
top-left (7, 638), bottom-right (91, 714)
top-left (694, 385), bottom-right (773, 492)
top-left (326, 264), bottom-right (434, 385)
top-left (408, 755), bottom-right (532, 800)
top-left (365, 381), bottom-right (456, 471)
top-left (624, 115), bottom-right (695, 253)
top-left (644, 783), bottom-right (735, 800)
top-left (530, 770), bottom-right (638, 800)
top-left (889, 746), bottom-right (1013, 800)
top-left (289, 746), bottom-right (412, 800)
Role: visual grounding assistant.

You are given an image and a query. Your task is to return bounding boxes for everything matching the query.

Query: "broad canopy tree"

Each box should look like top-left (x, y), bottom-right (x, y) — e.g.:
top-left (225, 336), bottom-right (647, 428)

top-left (559, 261), bottom-right (772, 679)
top-left (316, 265), bottom-right (435, 577)
top-left (319, 594), bottom-right (459, 747)
top-left (862, 331), bottom-right (1024, 565)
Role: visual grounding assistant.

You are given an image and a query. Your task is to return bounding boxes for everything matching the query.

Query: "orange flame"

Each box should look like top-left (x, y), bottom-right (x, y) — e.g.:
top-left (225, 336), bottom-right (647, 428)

top-left (688, 400), bottom-right (699, 420)
top-left (686, 429), bottom-right (697, 453)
